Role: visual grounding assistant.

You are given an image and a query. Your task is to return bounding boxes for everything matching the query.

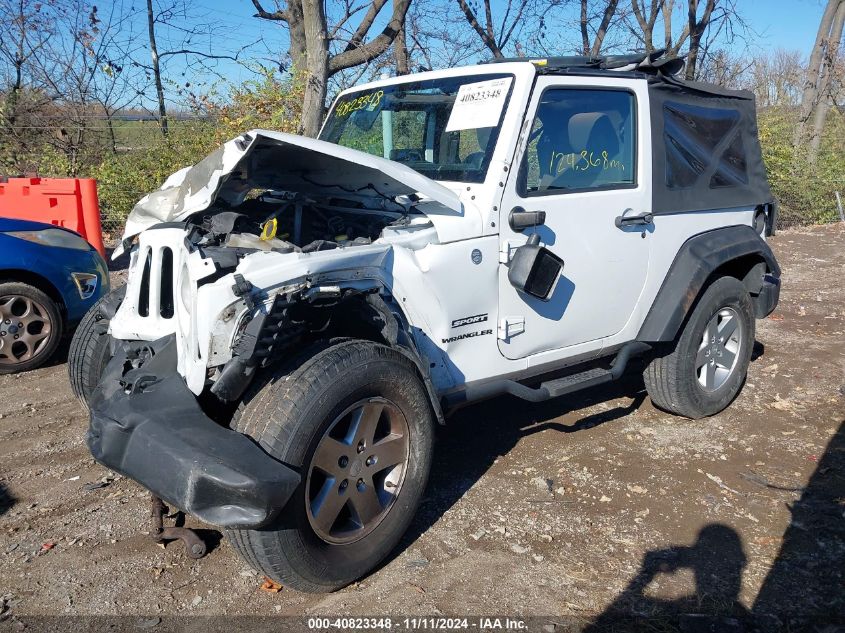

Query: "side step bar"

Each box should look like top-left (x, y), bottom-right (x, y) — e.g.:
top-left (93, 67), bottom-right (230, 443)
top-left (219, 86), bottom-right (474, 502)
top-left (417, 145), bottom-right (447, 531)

top-left (444, 341), bottom-right (651, 409)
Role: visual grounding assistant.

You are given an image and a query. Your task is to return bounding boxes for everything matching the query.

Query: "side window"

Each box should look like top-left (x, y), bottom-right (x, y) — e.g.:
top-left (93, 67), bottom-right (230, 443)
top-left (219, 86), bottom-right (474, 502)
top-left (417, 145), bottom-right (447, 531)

top-left (520, 89), bottom-right (636, 195)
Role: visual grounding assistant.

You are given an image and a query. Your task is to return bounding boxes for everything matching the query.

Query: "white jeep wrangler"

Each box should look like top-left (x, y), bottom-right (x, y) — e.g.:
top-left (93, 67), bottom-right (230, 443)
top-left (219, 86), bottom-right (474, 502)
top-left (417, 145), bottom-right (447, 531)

top-left (70, 52), bottom-right (780, 592)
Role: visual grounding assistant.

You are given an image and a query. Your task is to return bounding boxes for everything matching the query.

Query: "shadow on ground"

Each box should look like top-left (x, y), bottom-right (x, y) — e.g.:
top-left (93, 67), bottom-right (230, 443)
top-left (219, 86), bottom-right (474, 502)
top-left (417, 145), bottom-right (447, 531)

top-left (0, 482), bottom-right (15, 517)
top-left (398, 363), bottom-right (650, 556)
top-left (402, 343), bottom-right (769, 553)
top-left (583, 420), bottom-right (845, 632)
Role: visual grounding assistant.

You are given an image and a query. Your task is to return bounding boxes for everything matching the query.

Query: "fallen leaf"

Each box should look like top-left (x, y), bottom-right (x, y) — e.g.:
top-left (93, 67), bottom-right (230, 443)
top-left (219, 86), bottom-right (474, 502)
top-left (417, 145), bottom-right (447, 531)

top-left (260, 577), bottom-right (283, 593)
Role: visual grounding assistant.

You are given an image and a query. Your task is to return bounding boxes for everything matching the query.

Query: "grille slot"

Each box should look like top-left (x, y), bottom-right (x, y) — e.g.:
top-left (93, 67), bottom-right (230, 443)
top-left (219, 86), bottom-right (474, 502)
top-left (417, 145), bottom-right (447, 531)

top-left (160, 247), bottom-right (174, 319)
top-left (138, 248), bottom-right (152, 317)
top-left (136, 245), bottom-right (177, 320)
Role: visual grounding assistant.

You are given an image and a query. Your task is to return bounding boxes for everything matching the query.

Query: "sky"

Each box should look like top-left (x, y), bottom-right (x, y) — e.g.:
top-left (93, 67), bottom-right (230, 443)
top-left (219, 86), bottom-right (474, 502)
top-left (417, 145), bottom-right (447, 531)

top-left (124, 0), bottom-right (830, 108)
top-left (744, 0), bottom-right (824, 52)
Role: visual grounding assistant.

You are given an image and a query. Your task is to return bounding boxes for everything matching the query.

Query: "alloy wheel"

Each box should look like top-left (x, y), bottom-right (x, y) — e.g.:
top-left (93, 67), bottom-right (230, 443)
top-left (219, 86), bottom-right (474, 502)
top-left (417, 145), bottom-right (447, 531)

top-left (305, 397), bottom-right (410, 544)
top-left (695, 307), bottom-right (742, 391)
top-left (0, 295), bottom-right (54, 368)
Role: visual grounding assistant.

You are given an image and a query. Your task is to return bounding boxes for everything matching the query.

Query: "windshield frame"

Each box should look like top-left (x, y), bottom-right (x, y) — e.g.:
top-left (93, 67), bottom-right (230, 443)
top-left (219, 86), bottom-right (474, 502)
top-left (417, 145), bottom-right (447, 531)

top-left (320, 72), bottom-right (517, 185)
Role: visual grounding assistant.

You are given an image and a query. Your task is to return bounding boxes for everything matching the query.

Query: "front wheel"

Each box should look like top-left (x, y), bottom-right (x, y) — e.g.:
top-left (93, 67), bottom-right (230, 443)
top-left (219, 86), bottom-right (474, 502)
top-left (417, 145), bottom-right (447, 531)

top-left (227, 340), bottom-right (435, 592)
top-left (68, 286), bottom-right (125, 409)
top-left (643, 276), bottom-right (755, 419)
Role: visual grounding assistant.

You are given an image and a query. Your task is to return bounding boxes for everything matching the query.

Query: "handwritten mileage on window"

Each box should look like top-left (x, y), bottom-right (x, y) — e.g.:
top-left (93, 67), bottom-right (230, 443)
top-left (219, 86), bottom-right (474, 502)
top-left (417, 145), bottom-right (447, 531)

top-left (549, 149), bottom-right (626, 174)
top-left (333, 90), bottom-right (384, 118)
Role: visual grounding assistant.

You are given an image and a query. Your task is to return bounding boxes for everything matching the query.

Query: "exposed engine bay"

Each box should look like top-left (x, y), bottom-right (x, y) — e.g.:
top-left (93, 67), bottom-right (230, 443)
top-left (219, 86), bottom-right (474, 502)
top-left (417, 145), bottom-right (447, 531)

top-left (184, 192), bottom-right (416, 256)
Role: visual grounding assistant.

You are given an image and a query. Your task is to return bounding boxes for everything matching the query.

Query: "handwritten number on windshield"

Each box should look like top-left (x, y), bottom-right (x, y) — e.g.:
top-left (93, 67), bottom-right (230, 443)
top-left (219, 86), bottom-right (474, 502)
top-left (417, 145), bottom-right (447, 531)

top-left (335, 90), bottom-right (385, 118)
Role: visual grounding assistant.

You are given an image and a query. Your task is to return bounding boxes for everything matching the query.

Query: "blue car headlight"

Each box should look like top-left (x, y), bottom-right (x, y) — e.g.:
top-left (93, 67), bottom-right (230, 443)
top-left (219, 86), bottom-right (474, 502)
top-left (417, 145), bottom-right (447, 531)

top-left (5, 228), bottom-right (92, 251)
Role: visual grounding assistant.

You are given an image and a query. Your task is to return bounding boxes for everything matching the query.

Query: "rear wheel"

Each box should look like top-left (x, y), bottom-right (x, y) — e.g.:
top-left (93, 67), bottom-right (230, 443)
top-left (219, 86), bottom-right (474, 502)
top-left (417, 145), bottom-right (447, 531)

top-left (0, 282), bottom-right (62, 374)
top-left (68, 286), bottom-right (124, 408)
top-left (643, 276), bottom-right (755, 419)
top-left (227, 340), bottom-right (435, 593)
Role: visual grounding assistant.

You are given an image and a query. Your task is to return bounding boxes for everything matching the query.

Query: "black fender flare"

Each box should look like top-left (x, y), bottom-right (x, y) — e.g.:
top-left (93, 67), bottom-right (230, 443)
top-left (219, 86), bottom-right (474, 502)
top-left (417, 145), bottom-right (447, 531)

top-left (637, 225), bottom-right (781, 343)
top-left (365, 292), bottom-right (447, 425)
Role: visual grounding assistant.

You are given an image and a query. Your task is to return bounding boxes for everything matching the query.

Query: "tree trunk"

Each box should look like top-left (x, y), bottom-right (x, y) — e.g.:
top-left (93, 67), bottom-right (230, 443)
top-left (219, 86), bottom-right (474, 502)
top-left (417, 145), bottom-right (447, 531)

top-left (146, 0), bottom-right (168, 136)
top-left (808, 0), bottom-right (845, 163)
top-left (287, 0), bottom-right (308, 77)
top-left (580, 0), bottom-right (590, 55)
top-left (794, 0), bottom-right (842, 149)
top-left (300, 0), bottom-right (328, 137)
top-left (106, 114), bottom-right (117, 154)
top-left (394, 0), bottom-right (410, 76)
top-left (684, 0), bottom-right (716, 81)
top-left (590, 0), bottom-right (619, 56)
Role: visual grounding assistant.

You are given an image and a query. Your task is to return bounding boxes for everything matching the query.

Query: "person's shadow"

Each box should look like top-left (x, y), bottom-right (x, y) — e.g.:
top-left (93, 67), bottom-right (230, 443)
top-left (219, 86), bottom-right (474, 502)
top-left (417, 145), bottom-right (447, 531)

top-left (585, 524), bottom-right (750, 633)
top-left (587, 420), bottom-right (845, 632)
top-left (0, 482), bottom-right (14, 517)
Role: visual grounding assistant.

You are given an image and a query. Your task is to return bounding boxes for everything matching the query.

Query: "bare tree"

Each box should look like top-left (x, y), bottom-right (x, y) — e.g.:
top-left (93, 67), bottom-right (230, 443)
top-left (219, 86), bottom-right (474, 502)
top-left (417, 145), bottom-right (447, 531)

top-left (794, 0), bottom-right (845, 162)
top-left (403, 0), bottom-right (487, 70)
top-left (625, 0), bottom-right (748, 80)
top-left (748, 49), bottom-right (804, 108)
top-left (455, 0), bottom-right (534, 59)
top-left (140, 0), bottom-right (256, 137)
top-left (0, 0), bottom-right (57, 170)
top-left (394, 0), bottom-right (411, 75)
top-left (145, 0), bottom-right (168, 135)
top-left (580, 0), bottom-right (620, 56)
top-left (684, 0), bottom-right (715, 79)
top-left (628, 0), bottom-right (687, 55)
top-left (252, 0), bottom-right (412, 137)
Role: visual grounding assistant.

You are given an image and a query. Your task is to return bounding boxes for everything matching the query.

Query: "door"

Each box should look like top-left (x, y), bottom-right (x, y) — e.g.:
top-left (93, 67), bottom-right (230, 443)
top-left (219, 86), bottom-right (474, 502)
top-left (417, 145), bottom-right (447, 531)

top-left (497, 77), bottom-right (652, 360)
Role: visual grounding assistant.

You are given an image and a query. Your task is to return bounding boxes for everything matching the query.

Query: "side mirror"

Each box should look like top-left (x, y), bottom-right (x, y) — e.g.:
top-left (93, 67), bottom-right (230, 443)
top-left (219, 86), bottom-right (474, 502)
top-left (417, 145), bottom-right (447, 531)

top-left (508, 234), bottom-right (564, 301)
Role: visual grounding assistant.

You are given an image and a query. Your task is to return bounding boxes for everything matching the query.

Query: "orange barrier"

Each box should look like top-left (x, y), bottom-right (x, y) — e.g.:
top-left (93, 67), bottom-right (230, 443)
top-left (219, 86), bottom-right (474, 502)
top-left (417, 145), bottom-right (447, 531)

top-left (0, 178), bottom-right (106, 258)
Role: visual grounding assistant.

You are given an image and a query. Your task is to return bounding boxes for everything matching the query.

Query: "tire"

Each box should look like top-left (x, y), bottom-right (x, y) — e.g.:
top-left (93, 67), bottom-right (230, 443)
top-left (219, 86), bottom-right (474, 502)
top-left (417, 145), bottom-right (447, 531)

top-left (0, 282), bottom-right (63, 374)
top-left (68, 286), bottom-right (125, 409)
top-left (226, 340), bottom-right (435, 593)
top-left (643, 276), bottom-right (755, 419)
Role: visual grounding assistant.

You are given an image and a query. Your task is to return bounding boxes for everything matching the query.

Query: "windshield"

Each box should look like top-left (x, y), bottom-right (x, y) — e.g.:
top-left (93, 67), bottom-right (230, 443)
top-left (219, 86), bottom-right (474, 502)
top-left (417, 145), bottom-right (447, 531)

top-left (320, 74), bottom-right (514, 184)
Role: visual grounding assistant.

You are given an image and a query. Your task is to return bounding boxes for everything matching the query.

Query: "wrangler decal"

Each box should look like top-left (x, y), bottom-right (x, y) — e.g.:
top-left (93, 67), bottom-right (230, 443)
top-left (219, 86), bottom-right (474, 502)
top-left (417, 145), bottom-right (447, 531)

top-left (442, 329), bottom-right (493, 344)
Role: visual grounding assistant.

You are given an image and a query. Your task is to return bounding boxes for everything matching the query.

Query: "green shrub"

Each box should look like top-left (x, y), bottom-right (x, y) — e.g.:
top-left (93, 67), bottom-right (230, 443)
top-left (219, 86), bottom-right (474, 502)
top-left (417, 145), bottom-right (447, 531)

top-left (759, 108), bottom-right (845, 228)
top-left (92, 73), bottom-right (303, 236)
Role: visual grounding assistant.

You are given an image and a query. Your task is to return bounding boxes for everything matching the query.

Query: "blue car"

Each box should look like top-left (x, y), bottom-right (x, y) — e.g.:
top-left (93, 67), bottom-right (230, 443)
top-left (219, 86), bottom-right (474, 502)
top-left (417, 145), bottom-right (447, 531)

top-left (0, 217), bottom-right (109, 373)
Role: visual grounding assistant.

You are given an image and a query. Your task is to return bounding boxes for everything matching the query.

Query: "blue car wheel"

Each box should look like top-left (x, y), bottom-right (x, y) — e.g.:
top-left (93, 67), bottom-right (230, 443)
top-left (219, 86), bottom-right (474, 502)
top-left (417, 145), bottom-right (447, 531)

top-left (0, 281), bottom-right (63, 373)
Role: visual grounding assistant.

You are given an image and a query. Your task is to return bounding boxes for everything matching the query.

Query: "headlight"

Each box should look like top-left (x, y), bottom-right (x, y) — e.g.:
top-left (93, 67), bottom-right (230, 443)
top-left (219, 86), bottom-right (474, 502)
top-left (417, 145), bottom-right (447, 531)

top-left (5, 228), bottom-right (92, 251)
top-left (71, 272), bottom-right (99, 300)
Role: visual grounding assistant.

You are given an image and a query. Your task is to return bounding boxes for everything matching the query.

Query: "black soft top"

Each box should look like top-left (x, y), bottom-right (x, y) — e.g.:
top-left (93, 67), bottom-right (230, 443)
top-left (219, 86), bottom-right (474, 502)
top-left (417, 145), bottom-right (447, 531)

top-left (647, 75), bottom-right (772, 215)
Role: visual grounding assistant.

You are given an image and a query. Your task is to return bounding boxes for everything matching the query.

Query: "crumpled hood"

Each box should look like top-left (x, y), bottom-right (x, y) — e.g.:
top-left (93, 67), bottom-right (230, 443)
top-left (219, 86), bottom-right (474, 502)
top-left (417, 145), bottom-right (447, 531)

top-left (115, 129), bottom-right (464, 258)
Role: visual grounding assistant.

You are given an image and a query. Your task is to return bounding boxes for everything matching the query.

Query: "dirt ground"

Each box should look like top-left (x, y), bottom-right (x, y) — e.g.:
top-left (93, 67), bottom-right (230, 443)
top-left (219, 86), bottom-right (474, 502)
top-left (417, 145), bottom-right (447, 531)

top-left (1, 224), bottom-right (843, 631)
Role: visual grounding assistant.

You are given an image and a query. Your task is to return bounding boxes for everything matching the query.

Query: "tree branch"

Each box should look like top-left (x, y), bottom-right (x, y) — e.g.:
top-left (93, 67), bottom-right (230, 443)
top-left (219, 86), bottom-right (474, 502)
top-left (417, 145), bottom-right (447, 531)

top-left (343, 0), bottom-right (388, 52)
top-left (251, 0), bottom-right (290, 22)
top-left (328, 0), bottom-right (412, 74)
top-left (456, 0), bottom-right (503, 57)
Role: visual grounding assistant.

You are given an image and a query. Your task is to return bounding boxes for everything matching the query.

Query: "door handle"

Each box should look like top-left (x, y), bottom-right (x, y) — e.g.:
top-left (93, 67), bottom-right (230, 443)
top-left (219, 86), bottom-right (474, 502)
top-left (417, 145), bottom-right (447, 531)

top-left (614, 210), bottom-right (653, 228)
top-left (509, 206), bottom-right (546, 231)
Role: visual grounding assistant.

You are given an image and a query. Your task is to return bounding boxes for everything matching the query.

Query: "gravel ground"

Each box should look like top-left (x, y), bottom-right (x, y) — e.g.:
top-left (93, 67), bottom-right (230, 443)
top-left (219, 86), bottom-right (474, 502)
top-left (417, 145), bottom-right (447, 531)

top-left (1, 224), bottom-right (843, 631)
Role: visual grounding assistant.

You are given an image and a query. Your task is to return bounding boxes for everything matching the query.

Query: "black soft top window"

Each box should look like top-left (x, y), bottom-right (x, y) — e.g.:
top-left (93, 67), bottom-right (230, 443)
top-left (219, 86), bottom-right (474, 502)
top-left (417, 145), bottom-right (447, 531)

top-left (664, 101), bottom-right (748, 190)
top-left (648, 79), bottom-right (771, 214)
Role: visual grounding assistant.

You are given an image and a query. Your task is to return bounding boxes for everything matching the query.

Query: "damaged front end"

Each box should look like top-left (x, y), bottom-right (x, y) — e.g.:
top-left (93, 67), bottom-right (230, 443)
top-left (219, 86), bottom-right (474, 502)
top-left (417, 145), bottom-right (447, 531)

top-left (88, 130), bottom-right (459, 527)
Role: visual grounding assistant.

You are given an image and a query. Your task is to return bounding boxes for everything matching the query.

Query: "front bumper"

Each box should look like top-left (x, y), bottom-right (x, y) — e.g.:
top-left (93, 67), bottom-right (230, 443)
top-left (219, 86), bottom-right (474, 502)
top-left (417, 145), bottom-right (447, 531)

top-left (87, 336), bottom-right (300, 529)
